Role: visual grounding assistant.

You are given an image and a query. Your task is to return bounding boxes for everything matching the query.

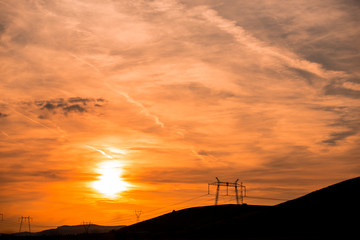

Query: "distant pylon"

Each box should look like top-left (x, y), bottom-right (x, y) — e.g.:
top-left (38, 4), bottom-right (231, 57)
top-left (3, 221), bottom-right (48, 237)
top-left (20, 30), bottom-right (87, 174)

top-left (208, 177), bottom-right (247, 205)
top-left (134, 210), bottom-right (142, 223)
top-left (82, 221), bottom-right (92, 234)
top-left (19, 216), bottom-right (32, 233)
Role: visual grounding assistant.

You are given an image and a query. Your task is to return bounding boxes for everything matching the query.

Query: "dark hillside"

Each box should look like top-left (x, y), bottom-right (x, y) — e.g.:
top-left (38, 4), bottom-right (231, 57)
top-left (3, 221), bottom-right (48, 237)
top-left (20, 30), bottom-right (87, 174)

top-left (39, 224), bottom-right (125, 236)
top-left (195, 176), bottom-right (360, 239)
top-left (266, 176), bottom-right (360, 238)
top-left (117, 177), bottom-right (360, 239)
top-left (117, 204), bottom-right (270, 239)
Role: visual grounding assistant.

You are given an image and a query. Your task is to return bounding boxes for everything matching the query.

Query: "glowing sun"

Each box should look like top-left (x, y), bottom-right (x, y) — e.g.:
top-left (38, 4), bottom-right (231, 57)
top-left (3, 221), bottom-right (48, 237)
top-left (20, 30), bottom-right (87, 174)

top-left (92, 161), bottom-right (129, 198)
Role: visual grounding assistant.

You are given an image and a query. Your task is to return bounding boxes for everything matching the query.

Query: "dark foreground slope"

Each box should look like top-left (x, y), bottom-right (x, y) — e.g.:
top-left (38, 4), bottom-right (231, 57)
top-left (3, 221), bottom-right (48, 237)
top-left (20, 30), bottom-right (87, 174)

top-left (264, 176), bottom-right (360, 238)
top-left (117, 204), bottom-right (269, 239)
top-left (118, 176), bottom-right (360, 240)
top-left (207, 176), bottom-right (360, 240)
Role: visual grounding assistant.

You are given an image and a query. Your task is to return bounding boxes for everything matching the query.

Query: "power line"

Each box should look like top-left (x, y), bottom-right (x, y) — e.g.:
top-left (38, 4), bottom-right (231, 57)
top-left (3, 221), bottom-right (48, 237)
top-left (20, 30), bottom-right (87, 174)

top-left (1, 183), bottom-right (290, 232)
top-left (208, 194), bottom-right (288, 202)
top-left (246, 196), bottom-right (289, 201)
top-left (106, 190), bottom-right (288, 226)
top-left (143, 194), bottom-right (209, 215)
top-left (31, 224), bottom-right (58, 228)
top-left (104, 194), bottom-right (210, 226)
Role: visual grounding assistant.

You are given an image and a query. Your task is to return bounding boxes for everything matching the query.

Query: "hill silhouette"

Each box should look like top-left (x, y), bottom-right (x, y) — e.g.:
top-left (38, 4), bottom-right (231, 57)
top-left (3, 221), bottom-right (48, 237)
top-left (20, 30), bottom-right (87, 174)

top-left (2, 224), bottom-right (125, 239)
top-left (117, 204), bottom-right (269, 239)
top-left (39, 224), bottom-right (125, 236)
top-left (261, 176), bottom-right (360, 238)
top-left (117, 176), bottom-right (360, 239)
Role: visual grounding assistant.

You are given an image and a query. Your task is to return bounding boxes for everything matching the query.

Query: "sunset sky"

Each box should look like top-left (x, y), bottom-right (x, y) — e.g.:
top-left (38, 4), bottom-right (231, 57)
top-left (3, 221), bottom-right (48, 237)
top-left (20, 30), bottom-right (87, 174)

top-left (1, 0), bottom-right (360, 233)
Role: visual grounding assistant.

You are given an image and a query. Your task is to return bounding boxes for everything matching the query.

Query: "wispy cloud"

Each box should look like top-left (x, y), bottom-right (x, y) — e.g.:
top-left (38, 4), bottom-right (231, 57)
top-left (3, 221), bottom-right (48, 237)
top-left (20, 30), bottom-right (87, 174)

top-left (118, 91), bottom-right (165, 129)
top-left (0, 112), bottom-right (8, 118)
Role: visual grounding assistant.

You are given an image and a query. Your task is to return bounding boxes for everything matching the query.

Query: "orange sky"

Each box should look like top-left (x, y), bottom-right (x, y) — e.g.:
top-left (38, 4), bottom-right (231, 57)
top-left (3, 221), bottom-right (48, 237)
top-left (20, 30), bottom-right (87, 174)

top-left (1, 0), bottom-right (360, 233)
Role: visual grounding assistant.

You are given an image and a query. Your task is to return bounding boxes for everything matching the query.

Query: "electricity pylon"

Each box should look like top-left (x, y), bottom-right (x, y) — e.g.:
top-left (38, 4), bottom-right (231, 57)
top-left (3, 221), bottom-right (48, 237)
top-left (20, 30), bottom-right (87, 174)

top-left (208, 177), bottom-right (247, 205)
top-left (19, 216), bottom-right (32, 233)
top-left (82, 221), bottom-right (92, 234)
top-left (134, 210), bottom-right (142, 223)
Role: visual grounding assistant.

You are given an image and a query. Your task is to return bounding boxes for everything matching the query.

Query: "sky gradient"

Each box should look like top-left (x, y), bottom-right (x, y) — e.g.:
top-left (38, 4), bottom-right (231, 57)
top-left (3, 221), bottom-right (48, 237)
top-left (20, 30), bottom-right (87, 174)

top-left (1, 0), bottom-right (360, 233)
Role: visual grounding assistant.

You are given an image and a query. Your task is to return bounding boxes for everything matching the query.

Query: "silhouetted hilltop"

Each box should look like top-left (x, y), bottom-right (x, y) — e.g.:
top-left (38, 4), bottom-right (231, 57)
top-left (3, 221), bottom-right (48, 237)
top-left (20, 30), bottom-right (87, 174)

top-left (265, 176), bottom-right (360, 238)
top-left (39, 224), bottom-right (125, 236)
top-left (277, 175), bottom-right (360, 208)
top-left (117, 176), bottom-right (360, 239)
top-left (4, 224), bottom-right (125, 238)
top-left (118, 204), bottom-right (269, 238)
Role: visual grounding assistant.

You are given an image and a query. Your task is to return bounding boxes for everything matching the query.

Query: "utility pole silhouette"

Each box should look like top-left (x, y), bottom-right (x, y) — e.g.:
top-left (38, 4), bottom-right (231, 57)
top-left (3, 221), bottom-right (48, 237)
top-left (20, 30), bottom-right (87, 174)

top-left (134, 210), bottom-right (142, 223)
top-left (82, 221), bottom-right (92, 234)
top-left (19, 216), bottom-right (32, 233)
top-left (0, 213), bottom-right (3, 221)
top-left (208, 177), bottom-right (247, 205)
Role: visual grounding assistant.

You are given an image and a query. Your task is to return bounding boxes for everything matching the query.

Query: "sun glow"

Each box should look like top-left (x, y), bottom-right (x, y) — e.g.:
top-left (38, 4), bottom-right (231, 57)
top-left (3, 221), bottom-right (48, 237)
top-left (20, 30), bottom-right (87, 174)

top-left (92, 161), bottom-right (129, 198)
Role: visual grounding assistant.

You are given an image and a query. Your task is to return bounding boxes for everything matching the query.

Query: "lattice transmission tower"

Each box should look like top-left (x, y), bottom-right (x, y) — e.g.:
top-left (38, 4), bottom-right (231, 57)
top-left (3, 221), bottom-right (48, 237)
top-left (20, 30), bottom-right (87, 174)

top-left (19, 216), bottom-right (32, 233)
top-left (134, 210), bottom-right (142, 223)
top-left (208, 177), bottom-right (246, 205)
top-left (82, 221), bottom-right (92, 234)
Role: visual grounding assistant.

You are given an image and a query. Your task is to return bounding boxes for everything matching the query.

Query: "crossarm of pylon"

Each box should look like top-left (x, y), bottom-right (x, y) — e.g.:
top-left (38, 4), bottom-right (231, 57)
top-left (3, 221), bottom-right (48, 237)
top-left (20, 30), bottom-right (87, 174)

top-left (208, 182), bottom-right (240, 187)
